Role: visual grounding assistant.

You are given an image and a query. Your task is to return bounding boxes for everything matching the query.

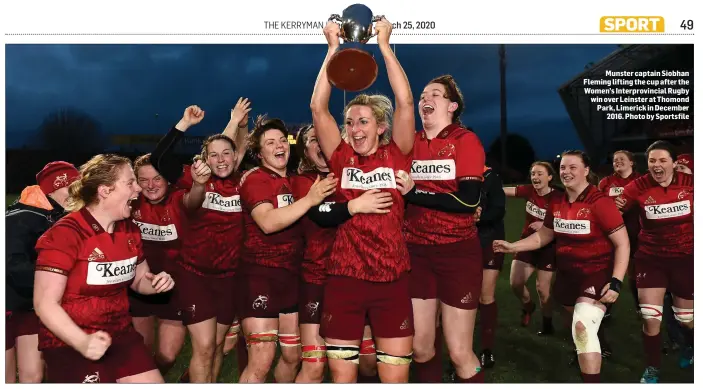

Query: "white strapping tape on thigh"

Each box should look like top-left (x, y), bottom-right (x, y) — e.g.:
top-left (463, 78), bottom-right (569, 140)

top-left (572, 302), bottom-right (605, 355)
top-left (639, 304), bottom-right (664, 321)
top-left (672, 306), bottom-right (694, 323)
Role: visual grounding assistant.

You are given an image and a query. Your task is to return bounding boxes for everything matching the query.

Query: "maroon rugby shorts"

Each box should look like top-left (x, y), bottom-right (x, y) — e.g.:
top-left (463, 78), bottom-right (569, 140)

top-left (299, 282), bottom-right (325, 325)
top-left (554, 269), bottom-right (611, 307)
top-left (634, 253), bottom-right (693, 300)
top-left (6, 312), bottom-right (14, 351)
top-left (43, 330), bottom-right (156, 383)
top-left (320, 273), bottom-right (413, 341)
top-left (408, 238), bottom-right (483, 310)
top-left (171, 264), bottom-right (237, 326)
top-left (238, 265), bottom-right (299, 320)
top-left (482, 242), bottom-right (505, 270)
top-left (128, 290), bottom-right (181, 321)
top-left (514, 241), bottom-right (556, 272)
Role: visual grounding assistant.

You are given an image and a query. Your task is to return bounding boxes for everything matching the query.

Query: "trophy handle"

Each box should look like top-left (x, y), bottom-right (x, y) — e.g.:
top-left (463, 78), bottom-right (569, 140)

top-left (370, 15), bottom-right (385, 37)
top-left (329, 14), bottom-right (342, 23)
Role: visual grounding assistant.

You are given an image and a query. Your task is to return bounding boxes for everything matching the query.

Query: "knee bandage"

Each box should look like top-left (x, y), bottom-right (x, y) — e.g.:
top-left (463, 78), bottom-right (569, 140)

top-left (672, 306), bottom-right (694, 323)
top-left (246, 330), bottom-right (279, 347)
top-left (302, 345), bottom-right (327, 363)
top-left (572, 302), bottom-right (605, 355)
top-left (325, 343), bottom-right (360, 364)
top-left (639, 304), bottom-right (664, 321)
top-left (360, 337), bottom-right (376, 355)
top-left (279, 333), bottom-right (301, 348)
top-left (376, 349), bottom-right (413, 365)
top-left (225, 319), bottom-right (241, 339)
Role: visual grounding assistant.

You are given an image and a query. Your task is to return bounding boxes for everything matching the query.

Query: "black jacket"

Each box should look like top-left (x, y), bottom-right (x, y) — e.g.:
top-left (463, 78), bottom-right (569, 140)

top-left (6, 186), bottom-right (68, 312)
top-left (476, 168), bottom-right (506, 247)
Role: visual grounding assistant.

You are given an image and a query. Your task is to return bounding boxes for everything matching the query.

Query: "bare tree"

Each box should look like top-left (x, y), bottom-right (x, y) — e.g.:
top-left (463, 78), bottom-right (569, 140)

top-left (38, 108), bottom-right (105, 152)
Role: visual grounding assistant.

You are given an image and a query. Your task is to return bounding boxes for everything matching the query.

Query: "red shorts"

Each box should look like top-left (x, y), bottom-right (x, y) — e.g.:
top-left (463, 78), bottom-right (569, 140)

top-left (482, 242), bottom-right (505, 270)
top-left (6, 310), bottom-right (40, 350)
top-left (408, 238), bottom-right (483, 310)
top-left (128, 289), bottom-right (181, 321)
top-left (43, 330), bottom-right (156, 383)
top-left (238, 264), bottom-right (298, 320)
top-left (514, 241), bottom-right (556, 271)
top-left (320, 274), bottom-right (413, 341)
top-left (554, 269), bottom-right (611, 307)
top-left (299, 282), bottom-right (325, 325)
top-left (634, 253), bottom-right (693, 300)
top-left (172, 264), bottom-right (238, 326)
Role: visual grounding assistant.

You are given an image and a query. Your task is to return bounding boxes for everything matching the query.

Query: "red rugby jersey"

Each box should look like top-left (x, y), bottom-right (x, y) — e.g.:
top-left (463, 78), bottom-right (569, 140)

top-left (619, 171), bottom-right (693, 259)
top-left (328, 140), bottom-right (413, 282)
top-left (35, 208), bottom-right (144, 350)
top-left (598, 172), bottom-right (642, 246)
top-left (131, 189), bottom-right (187, 274)
top-left (176, 165), bottom-right (244, 277)
top-left (240, 166), bottom-right (304, 273)
top-left (292, 171), bottom-right (336, 285)
top-left (403, 125), bottom-right (485, 245)
top-left (515, 185), bottom-right (560, 239)
top-left (544, 185), bottom-right (624, 275)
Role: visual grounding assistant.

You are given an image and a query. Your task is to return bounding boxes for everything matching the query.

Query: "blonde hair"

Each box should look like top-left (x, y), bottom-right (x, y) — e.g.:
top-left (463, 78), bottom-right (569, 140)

top-left (65, 154), bottom-right (132, 212)
top-left (343, 94), bottom-right (393, 146)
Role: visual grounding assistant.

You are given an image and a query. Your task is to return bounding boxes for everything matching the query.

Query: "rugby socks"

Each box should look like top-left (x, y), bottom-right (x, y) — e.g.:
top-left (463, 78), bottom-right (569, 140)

top-left (643, 332), bottom-right (662, 368)
top-left (236, 338), bottom-right (249, 378)
top-left (414, 329), bottom-right (444, 383)
top-left (479, 302), bottom-right (498, 349)
top-left (581, 373), bottom-right (600, 383)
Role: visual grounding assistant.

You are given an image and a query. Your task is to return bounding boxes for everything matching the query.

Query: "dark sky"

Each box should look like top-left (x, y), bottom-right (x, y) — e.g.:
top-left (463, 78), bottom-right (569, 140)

top-left (5, 44), bottom-right (618, 159)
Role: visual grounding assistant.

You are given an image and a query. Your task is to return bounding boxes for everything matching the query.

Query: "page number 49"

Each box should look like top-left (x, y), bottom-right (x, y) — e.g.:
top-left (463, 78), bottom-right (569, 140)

top-left (680, 20), bottom-right (693, 30)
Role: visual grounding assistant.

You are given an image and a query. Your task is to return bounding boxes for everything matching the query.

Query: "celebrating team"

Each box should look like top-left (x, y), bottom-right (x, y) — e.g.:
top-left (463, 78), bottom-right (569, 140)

top-left (6, 18), bottom-right (694, 384)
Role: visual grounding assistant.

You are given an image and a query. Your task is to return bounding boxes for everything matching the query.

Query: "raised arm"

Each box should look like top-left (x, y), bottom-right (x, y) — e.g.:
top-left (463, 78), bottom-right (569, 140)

top-left (376, 18), bottom-right (414, 155)
top-left (181, 159), bottom-right (211, 210)
top-left (310, 22), bottom-right (343, 160)
top-left (222, 97), bottom-right (252, 170)
top-left (152, 105), bottom-right (205, 184)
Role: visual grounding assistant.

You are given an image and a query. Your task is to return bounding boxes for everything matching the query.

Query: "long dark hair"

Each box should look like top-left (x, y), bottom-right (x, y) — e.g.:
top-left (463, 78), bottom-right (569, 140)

top-left (295, 124), bottom-right (317, 174)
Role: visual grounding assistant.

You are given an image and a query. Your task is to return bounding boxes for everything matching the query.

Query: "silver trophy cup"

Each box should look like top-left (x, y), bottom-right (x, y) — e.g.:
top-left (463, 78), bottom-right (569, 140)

top-left (326, 4), bottom-right (384, 91)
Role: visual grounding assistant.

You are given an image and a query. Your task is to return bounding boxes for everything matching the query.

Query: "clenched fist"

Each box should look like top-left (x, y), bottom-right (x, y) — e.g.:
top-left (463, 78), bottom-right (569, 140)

top-left (175, 105), bottom-right (205, 132)
top-left (79, 331), bottom-right (112, 361)
top-left (374, 17), bottom-right (392, 47)
top-left (324, 21), bottom-right (341, 50)
top-left (191, 159), bottom-right (212, 185)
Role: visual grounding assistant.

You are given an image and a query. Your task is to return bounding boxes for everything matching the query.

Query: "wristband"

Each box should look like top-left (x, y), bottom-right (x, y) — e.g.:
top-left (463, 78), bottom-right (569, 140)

top-left (609, 277), bottom-right (622, 293)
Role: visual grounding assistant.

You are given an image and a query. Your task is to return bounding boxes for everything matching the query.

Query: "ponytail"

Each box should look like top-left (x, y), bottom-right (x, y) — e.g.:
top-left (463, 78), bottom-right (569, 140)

top-left (64, 179), bottom-right (85, 212)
